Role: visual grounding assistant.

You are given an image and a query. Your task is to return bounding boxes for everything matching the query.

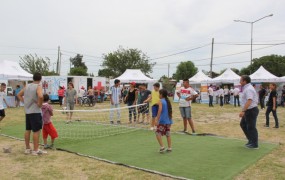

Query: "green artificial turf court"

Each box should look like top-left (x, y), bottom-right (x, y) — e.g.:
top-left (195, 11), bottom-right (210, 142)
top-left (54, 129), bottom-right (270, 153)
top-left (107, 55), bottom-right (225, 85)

top-left (1, 122), bottom-right (277, 180)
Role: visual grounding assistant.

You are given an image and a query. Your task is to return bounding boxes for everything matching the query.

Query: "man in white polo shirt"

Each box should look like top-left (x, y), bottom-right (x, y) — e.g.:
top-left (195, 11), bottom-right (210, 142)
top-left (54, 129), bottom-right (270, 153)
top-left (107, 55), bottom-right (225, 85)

top-left (239, 75), bottom-right (259, 149)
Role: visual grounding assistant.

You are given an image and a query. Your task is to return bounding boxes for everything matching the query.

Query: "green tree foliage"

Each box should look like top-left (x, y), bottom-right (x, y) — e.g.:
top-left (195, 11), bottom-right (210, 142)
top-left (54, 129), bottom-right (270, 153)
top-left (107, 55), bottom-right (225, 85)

top-left (69, 54), bottom-right (88, 76)
top-left (240, 55), bottom-right (285, 76)
top-left (99, 46), bottom-right (155, 78)
top-left (19, 54), bottom-right (55, 75)
top-left (173, 61), bottom-right (197, 80)
top-left (159, 75), bottom-right (175, 94)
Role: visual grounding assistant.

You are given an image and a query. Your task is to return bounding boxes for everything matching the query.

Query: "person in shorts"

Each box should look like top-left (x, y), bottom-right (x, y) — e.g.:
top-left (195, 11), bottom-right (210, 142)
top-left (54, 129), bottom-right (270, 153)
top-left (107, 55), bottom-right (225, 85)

top-left (64, 82), bottom-right (77, 123)
top-left (176, 79), bottom-right (198, 134)
top-left (145, 82), bottom-right (160, 130)
top-left (42, 94), bottom-right (58, 149)
top-left (137, 84), bottom-right (151, 124)
top-left (0, 83), bottom-right (10, 123)
top-left (155, 89), bottom-right (173, 153)
top-left (18, 72), bottom-right (46, 155)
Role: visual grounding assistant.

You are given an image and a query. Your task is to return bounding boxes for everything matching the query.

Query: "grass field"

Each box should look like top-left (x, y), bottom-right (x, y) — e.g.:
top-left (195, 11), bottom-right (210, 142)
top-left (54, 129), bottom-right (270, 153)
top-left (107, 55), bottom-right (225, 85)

top-left (0, 101), bottom-right (284, 179)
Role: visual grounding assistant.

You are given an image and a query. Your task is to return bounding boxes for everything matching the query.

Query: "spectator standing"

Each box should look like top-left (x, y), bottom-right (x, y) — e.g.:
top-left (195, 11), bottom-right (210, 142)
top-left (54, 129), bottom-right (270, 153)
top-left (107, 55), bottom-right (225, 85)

top-left (15, 85), bottom-right (22, 107)
top-left (125, 82), bottom-right (138, 123)
top-left (109, 79), bottom-right (121, 124)
top-left (265, 83), bottom-right (279, 128)
top-left (233, 87), bottom-right (240, 107)
top-left (58, 86), bottom-right (65, 107)
top-left (258, 85), bottom-right (266, 110)
top-left (208, 84), bottom-right (214, 107)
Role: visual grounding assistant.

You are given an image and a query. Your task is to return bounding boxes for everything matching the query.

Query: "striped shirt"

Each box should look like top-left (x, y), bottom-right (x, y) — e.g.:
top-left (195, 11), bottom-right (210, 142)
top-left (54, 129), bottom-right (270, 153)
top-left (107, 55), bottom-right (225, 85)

top-left (110, 86), bottom-right (121, 105)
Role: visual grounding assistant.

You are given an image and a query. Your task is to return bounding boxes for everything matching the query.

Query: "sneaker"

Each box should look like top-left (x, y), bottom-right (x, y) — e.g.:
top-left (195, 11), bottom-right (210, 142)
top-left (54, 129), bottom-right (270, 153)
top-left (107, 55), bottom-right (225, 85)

top-left (150, 127), bottom-right (154, 131)
top-left (65, 120), bottom-right (72, 124)
top-left (264, 124), bottom-right (269, 128)
top-left (245, 144), bottom-right (259, 149)
top-left (117, 121), bottom-right (121, 124)
top-left (245, 141), bottom-right (252, 146)
top-left (24, 149), bottom-right (32, 154)
top-left (166, 148), bottom-right (172, 152)
top-left (159, 147), bottom-right (165, 153)
top-left (273, 126), bottom-right (279, 128)
top-left (44, 144), bottom-right (50, 149)
top-left (110, 121), bottom-right (114, 124)
top-left (32, 149), bottom-right (48, 156)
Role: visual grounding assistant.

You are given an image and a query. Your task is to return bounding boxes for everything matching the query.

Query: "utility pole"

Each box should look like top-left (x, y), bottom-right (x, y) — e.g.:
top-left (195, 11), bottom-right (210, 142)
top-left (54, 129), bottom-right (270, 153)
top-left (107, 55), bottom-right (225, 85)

top-left (56, 46), bottom-right (61, 74)
top-left (210, 38), bottom-right (214, 78)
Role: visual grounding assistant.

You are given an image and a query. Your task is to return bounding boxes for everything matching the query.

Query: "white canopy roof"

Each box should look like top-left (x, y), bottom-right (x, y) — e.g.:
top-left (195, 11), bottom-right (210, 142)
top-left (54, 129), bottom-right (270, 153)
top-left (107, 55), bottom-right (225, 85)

top-left (250, 66), bottom-right (279, 82)
top-left (189, 70), bottom-right (212, 84)
top-left (0, 60), bottom-right (33, 80)
top-left (211, 68), bottom-right (240, 83)
top-left (112, 69), bottom-right (156, 83)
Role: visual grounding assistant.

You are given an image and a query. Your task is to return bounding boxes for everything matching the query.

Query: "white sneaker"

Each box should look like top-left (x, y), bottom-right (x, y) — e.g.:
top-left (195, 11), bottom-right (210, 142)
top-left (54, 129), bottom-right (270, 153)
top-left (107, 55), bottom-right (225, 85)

top-left (31, 149), bottom-right (47, 156)
top-left (24, 149), bottom-right (31, 154)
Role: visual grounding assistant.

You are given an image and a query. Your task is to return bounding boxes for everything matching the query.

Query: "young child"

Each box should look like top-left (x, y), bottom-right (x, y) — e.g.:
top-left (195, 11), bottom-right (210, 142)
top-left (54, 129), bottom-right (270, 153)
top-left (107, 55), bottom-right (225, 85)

top-left (155, 89), bottom-right (173, 153)
top-left (42, 94), bottom-right (58, 149)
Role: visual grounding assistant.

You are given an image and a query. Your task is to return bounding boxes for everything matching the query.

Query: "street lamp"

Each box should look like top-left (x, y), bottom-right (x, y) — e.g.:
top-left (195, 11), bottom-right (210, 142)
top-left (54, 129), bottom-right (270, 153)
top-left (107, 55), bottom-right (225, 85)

top-left (234, 14), bottom-right (273, 67)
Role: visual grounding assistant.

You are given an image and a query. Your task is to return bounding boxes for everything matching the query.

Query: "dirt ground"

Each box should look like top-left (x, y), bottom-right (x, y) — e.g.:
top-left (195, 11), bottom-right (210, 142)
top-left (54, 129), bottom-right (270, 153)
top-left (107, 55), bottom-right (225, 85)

top-left (0, 102), bottom-right (284, 179)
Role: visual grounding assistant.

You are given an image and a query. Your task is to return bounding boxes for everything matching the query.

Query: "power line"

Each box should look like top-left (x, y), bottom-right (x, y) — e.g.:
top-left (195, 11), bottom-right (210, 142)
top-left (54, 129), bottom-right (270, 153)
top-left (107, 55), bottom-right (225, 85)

top-left (61, 49), bottom-right (102, 59)
top-left (0, 45), bottom-right (57, 51)
top-left (149, 43), bottom-right (211, 61)
top-left (154, 42), bottom-right (285, 66)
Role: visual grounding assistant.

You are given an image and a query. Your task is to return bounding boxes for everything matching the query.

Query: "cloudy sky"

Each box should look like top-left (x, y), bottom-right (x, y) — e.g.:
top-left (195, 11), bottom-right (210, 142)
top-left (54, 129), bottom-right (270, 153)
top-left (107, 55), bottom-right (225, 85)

top-left (0, 0), bottom-right (284, 79)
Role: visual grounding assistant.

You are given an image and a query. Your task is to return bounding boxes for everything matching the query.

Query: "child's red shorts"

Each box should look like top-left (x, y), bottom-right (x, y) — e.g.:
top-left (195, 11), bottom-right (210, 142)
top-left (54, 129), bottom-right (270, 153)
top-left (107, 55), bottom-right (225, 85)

top-left (42, 122), bottom-right (58, 139)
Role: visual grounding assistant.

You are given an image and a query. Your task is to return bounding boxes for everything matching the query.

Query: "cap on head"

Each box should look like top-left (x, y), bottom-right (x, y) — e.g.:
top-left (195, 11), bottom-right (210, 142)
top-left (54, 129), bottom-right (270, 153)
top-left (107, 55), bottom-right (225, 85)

top-left (130, 81), bottom-right (136, 86)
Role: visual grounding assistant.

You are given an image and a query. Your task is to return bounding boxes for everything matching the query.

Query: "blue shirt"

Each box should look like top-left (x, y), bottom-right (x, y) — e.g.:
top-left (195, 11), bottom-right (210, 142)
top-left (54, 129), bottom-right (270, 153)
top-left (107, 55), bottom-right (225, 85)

top-left (159, 98), bottom-right (173, 125)
top-left (241, 83), bottom-right (258, 110)
top-left (15, 87), bottom-right (21, 95)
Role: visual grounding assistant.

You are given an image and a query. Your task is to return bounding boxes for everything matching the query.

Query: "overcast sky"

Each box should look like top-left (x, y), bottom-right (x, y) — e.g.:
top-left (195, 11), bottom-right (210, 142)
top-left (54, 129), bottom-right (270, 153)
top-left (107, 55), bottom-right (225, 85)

top-left (0, 0), bottom-right (284, 79)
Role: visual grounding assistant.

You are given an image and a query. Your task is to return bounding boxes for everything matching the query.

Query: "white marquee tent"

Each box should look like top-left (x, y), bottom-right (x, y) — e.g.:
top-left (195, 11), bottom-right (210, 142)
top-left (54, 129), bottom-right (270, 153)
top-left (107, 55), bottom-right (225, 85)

top-left (111, 69), bottom-right (156, 83)
top-left (189, 70), bottom-right (212, 84)
top-left (0, 60), bottom-right (32, 80)
top-left (250, 66), bottom-right (280, 82)
top-left (211, 68), bottom-right (240, 83)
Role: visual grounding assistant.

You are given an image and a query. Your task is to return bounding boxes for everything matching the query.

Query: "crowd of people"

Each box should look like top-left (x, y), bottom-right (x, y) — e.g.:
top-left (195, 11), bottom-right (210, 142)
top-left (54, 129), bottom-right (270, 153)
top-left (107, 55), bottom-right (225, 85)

top-left (0, 72), bottom-right (284, 155)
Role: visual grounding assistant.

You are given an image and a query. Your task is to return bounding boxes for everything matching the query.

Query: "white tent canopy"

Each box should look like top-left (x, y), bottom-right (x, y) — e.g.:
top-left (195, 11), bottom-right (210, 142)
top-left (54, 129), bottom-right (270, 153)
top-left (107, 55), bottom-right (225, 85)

top-left (189, 70), bottom-right (212, 84)
top-left (111, 69), bottom-right (156, 83)
top-left (0, 60), bottom-right (33, 80)
top-left (250, 66), bottom-right (279, 82)
top-left (211, 68), bottom-right (240, 83)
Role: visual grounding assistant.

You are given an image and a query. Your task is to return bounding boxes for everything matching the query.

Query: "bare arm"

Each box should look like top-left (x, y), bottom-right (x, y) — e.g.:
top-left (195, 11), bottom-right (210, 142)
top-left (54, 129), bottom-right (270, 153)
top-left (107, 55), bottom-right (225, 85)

top-left (36, 85), bottom-right (43, 108)
top-left (17, 88), bottom-right (25, 103)
top-left (3, 98), bottom-right (9, 108)
top-left (133, 90), bottom-right (138, 105)
top-left (273, 97), bottom-right (276, 110)
top-left (155, 100), bottom-right (162, 125)
top-left (144, 94), bottom-right (152, 103)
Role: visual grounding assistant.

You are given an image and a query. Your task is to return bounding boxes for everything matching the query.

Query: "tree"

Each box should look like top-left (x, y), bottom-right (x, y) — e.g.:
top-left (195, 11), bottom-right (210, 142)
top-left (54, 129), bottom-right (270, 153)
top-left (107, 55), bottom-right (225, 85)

top-left (240, 55), bottom-right (285, 76)
top-left (159, 75), bottom-right (175, 93)
top-left (68, 54), bottom-right (88, 76)
top-left (19, 54), bottom-right (54, 75)
top-left (99, 46), bottom-right (155, 78)
top-left (173, 61), bottom-right (197, 80)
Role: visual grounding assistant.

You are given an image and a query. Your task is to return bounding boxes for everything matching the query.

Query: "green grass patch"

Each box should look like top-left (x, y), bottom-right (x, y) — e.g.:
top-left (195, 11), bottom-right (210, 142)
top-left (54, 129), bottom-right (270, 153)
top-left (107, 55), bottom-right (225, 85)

top-left (1, 122), bottom-right (277, 180)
